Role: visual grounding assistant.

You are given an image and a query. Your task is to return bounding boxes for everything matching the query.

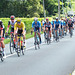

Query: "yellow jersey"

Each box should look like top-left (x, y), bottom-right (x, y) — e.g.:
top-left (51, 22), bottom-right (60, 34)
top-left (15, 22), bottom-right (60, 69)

top-left (14, 22), bottom-right (25, 31)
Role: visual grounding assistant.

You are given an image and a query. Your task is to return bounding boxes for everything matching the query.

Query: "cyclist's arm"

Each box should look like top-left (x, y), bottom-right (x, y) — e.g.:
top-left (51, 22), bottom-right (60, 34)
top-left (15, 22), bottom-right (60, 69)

top-left (54, 23), bottom-right (55, 29)
top-left (50, 24), bottom-right (52, 31)
top-left (14, 24), bottom-right (17, 36)
top-left (39, 22), bottom-right (41, 32)
top-left (1, 30), bottom-right (3, 37)
top-left (22, 23), bottom-right (25, 35)
top-left (6, 21), bottom-right (10, 33)
top-left (44, 23), bottom-right (46, 31)
top-left (32, 22), bottom-right (34, 31)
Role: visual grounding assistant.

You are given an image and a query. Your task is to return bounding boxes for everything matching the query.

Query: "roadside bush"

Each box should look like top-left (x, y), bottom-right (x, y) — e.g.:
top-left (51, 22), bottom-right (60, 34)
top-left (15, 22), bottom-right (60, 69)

top-left (0, 17), bottom-right (52, 33)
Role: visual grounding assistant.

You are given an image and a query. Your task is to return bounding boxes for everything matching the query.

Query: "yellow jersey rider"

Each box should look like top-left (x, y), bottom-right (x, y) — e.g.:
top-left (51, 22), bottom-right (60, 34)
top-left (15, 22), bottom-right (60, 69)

top-left (14, 18), bottom-right (26, 49)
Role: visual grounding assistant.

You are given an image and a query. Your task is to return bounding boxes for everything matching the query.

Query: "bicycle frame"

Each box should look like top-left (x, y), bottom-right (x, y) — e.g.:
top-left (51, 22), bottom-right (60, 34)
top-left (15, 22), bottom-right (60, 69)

top-left (34, 31), bottom-right (40, 50)
top-left (17, 34), bottom-right (23, 48)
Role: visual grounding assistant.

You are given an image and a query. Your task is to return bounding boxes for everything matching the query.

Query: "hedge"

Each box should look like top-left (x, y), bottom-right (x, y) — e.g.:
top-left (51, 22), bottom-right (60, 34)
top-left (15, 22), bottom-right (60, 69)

top-left (0, 17), bottom-right (53, 33)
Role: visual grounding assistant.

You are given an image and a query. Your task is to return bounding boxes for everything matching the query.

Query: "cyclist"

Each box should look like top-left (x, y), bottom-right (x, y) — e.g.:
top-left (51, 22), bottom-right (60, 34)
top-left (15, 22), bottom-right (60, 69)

top-left (41, 19), bottom-right (44, 31)
top-left (6, 15), bottom-right (16, 35)
top-left (0, 20), bottom-right (6, 58)
top-left (54, 17), bottom-right (60, 39)
top-left (51, 20), bottom-right (55, 38)
top-left (63, 19), bottom-right (67, 35)
top-left (68, 19), bottom-right (74, 34)
top-left (60, 18), bottom-right (64, 37)
top-left (44, 18), bottom-right (52, 40)
top-left (14, 18), bottom-right (26, 49)
top-left (31, 17), bottom-right (41, 44)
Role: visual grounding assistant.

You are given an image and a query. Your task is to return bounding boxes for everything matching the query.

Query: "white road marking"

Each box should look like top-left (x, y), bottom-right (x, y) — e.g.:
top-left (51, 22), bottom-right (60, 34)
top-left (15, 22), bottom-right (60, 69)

top-left (5, 33), bottom-right (73, 58)
top-left (6, 42), bottom-right (45, 58)
top-left (72, 70), bottom-right (75, 75)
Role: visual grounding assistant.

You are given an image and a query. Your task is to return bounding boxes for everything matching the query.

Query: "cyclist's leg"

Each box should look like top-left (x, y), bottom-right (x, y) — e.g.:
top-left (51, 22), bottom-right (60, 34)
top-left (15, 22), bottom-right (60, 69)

top-left (48, 27), bottom-right (51, 39)
top-left (57, 29), bottom-right (59, 38)
top-left (2, 30), bottom-right (6, 57)
top-left (37, 28), bottom-right (41, 43)
top-left (23, 31), bottom-right (26, 47)
top-left (1, 39), bottom-right (6, 57)
top-left (53, 29), bottom-right (55, 38)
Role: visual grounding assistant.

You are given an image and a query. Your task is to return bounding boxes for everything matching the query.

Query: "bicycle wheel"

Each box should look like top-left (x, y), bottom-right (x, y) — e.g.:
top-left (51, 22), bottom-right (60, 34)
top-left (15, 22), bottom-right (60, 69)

top-left (10, 39), bottom-right (14, 54)
top-left (47, 32), bottom-right (50, 45)
top-left (1, 57), bottom-right (4, 62)
top-left (70, 28), bottom-right (73, 38)
top-left (0, 53), bottom-right (4, 62)
top-left (35, 37), bottom-right (37, 50)
top-left (17, 47), bottom-right (21, 57)
top-left (16, 39), bottom-right (21, 57)
top-left (37, 39), bottom-right (40, 49)
top-left (21, 46), bottom-right (25, 55)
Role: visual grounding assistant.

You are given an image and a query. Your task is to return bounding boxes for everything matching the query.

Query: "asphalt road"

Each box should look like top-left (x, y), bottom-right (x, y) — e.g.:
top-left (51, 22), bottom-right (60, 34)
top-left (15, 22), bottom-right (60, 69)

top-left (0, 30), bottom-right (75, 75)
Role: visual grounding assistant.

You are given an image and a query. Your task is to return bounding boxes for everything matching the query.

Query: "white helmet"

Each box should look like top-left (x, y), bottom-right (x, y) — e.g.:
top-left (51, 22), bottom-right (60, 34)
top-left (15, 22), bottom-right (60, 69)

top-left (34, 17), bottom-right (38, 22)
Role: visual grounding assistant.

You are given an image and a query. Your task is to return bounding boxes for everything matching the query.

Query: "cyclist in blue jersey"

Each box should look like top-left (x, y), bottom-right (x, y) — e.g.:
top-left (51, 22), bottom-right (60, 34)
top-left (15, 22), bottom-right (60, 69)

top-left (31, 17), bottom-right (41, 44)
top-left (54, 17), bottom-right (60, 39)
top-left (51, 20), bottom-right (55, 38)
top-left (60, 19), bottom-right (64, 37)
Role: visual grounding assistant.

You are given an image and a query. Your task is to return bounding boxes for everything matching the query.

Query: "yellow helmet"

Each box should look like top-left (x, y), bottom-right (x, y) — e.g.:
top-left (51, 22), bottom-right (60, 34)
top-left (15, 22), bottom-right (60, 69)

top-left (17, 18), bottom-right (21, 23)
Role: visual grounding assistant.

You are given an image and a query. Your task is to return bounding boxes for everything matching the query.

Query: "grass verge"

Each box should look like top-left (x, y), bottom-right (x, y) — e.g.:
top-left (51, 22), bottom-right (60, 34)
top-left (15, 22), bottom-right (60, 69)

top-left (4, 31), bottom-right (43, 44)
top-left (4, 32), bottom-right (34, 44)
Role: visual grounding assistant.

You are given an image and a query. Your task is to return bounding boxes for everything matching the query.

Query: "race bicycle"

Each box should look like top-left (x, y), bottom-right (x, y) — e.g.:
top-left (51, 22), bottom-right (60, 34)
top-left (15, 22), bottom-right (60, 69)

top-left (44, 30), bottom-right (51, 45)
top-left (10, 32), bottom-right (15, 54)
top-left (16, 34), bottom-right (25, 57)
top-left (69, 27), bottom-right (73, 38)
top-left (34, 31), bottom-right (40, 50)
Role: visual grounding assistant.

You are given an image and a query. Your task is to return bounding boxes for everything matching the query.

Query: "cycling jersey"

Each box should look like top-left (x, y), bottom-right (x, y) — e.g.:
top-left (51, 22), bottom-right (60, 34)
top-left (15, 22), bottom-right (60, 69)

top-left (14, 22), bottom-right (25, 31)
top-left (68, 23), bottom-right (73, 28)
top-left (44, 21), bottom-right (51, 27)
top-left (60, 20), bottom-right (64, 29)
top-left (63, 21), bottom-right (66, 26)
top-left (44, 21), bottom-right (51, 31)
top-left (0, 21), bottom-right (3, 30)
top-left (51, 21), bottom-right (54, 28)
top-left (32, 21), bottom-right (41, 32)
top-left (0, 21), bottom-right (5, 38)
top-left (41, 21), bottom-right (44, 26)
top-left (54, 20), bottom-right (60, 29)
top-left (8, 20), bottom-right (16, 28)
top-left (32, 21), bottom-right (41, 28)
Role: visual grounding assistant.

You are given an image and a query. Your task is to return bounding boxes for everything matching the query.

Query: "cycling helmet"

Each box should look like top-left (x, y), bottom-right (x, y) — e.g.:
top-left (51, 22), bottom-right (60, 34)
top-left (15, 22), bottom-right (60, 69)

top-left (56, 17), bottom-right (58, 20)
top-left (10, 15), bottom-right (15, 20)
top-left (17, 18), bottom-right (21, 23)
top-left (34, 17), bottom-right (38, 22)
top-left (46, 18), bottom-right (49, 21)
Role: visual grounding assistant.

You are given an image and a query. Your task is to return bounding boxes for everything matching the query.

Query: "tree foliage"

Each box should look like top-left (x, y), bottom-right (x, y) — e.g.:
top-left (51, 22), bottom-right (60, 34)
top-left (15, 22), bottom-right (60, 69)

top-left (0, 0), bottom-right (69, 17)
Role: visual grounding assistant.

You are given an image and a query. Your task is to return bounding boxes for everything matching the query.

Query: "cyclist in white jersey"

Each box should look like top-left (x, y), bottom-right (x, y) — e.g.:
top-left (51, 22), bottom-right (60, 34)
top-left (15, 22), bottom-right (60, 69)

top-left (6, 15), bottom-right (16, 35)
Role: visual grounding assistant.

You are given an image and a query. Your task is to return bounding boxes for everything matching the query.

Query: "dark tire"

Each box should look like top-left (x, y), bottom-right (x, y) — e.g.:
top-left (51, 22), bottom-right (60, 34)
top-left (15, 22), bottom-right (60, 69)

top-left (38, 45), bottom-right (40, 49)
top-left (10, 39), bottom-right (14, 54)
top-left (22, 48), bottom-right (25, 55)
top-left (17, 52), bottom-right (20, 57)
top-left (1, 58), bottom-right (4, 62)
top-left (17, 48), bottom-right (21, 57)
top-left (35, 45), bottom-right (37, 50)
top-left (22, 51), bottom-right (24, 55)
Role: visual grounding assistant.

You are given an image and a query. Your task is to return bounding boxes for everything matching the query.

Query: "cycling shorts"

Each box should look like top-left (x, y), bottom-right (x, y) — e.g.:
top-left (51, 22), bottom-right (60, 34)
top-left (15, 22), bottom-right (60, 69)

top-left (34, 27), bottom-right (40, 32)
top-left (45, 27), bottom-right (50, 31)
top-left (17, 29), bottom-right (23, 35)
top-left (11, 28), bottom-right (14, 33)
